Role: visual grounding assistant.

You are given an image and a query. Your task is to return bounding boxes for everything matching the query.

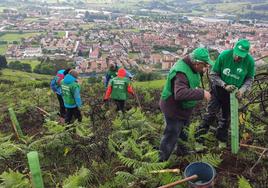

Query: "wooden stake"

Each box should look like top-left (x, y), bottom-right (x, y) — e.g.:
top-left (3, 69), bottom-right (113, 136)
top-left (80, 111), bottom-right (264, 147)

top-left (158, 174), bottom-right (198, 188)
top-left (240, 143), bottom-right (268, 151)
top-left (35, 106), bottom-right (50, 116)
top-left (150, 169), bottom-right (180, 174)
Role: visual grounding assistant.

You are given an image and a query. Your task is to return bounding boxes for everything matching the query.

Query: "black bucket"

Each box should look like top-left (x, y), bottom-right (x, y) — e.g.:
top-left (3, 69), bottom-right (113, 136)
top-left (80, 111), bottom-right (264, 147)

top-left (184, 162), bottom-right (216, 188)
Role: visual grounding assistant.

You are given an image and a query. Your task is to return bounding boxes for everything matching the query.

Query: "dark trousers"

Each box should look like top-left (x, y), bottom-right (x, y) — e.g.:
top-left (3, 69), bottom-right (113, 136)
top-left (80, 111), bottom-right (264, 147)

top-left (114, 99), bottom-right (125, 112)
top-left (198, 85), bottom-right (230, 142)
top-left (65, 107), bottom-right (82, 124)
top-left (57, 94), bottom-right (66, 118)
top-left (159, 116), bottom-right (189, 161)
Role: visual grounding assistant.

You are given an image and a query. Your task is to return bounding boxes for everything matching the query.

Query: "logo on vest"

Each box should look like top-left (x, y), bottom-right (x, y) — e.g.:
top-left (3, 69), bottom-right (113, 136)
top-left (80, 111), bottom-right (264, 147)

top-left (223, 68), bottom-right (231, 76)
top-left (237, 68), bottom-right (243, 73)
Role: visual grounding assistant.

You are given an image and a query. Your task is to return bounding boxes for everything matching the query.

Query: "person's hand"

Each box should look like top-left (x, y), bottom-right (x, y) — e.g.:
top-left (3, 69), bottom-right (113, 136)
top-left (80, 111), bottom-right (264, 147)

top-left (204, 90), bottom-right (211, 101)
top-left (236, 90), bottom-right (243, 100)
top-left (224, 85), bottom-right (237, 93)
top-left (77, 78), bottom-right (83, 84)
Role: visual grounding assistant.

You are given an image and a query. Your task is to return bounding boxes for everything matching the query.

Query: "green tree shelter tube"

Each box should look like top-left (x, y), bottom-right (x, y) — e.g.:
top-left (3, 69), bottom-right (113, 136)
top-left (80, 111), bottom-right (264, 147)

top-left (230, 92), bottom-right (239, 154)
top-left (8, 107), bottom-right (24, 138)
top-left (27, 151), bottom-right (44, 188)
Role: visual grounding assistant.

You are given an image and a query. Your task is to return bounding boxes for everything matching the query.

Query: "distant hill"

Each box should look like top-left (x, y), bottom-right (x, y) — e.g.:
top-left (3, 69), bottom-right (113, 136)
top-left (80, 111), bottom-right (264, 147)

top-left (1, 0), bottom-right (268, 20)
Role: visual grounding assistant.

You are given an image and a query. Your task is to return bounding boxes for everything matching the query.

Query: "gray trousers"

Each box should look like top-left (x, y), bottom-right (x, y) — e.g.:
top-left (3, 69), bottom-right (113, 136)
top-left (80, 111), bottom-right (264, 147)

top-left (159, 116), bottom-right (189, 161)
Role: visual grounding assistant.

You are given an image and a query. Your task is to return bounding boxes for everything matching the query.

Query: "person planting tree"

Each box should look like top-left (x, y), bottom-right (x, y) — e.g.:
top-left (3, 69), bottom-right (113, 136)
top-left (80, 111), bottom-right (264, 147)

top-left (159, 47), bottom-right (212, 162)
top-left (196, 39), bottom-right (256, 143)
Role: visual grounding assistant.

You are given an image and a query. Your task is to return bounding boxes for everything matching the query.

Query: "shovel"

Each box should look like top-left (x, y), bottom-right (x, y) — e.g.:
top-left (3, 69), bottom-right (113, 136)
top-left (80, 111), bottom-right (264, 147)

top-left (158, 174), bottom-right (198, 188)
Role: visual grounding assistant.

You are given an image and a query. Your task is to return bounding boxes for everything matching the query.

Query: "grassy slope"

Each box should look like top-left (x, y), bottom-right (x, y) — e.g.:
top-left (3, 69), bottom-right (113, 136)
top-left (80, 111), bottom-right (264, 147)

top-left (1, 69), bottom-right (50, 81)
top-left (8, 59), bottom-right (41, 69)
top-left (133, 79), bottom-right (165, 89)
top-left (0, 33), bottom-right (40, 42)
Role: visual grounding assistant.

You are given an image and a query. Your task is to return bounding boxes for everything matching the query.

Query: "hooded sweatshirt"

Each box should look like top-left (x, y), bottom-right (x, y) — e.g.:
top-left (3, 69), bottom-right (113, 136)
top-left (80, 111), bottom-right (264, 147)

top-left (50, 69), bottom-right (65, 95)
top-left (104, 68), bottom-right (134, 100)
top-left (61, 74), bottom-right (82, 108)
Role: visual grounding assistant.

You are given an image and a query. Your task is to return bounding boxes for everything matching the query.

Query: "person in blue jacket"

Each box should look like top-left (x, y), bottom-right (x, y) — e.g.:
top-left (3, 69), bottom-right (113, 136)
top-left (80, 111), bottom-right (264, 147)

top-left (50, 68), bottom-right (71, 118)
top-left (61, 69), bottom-right (82, 124)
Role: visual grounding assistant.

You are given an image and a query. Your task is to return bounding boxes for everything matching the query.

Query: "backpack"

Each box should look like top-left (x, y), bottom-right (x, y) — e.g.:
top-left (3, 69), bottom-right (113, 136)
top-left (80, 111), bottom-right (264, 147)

top-left (50, 77), bottom-right (59, 93)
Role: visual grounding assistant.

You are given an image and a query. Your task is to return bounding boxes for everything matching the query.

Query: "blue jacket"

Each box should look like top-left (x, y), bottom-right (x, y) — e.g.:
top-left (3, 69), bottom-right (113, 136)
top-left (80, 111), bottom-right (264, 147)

top-left (61, 74), bottom-right (82, 108)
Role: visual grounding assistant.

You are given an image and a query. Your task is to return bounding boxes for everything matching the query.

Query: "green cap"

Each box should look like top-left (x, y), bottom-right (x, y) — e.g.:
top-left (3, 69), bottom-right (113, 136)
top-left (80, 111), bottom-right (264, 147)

top-left (191, 47), bottom-right (213, 65)
top-left (233, 39), bottom-right (250, 58)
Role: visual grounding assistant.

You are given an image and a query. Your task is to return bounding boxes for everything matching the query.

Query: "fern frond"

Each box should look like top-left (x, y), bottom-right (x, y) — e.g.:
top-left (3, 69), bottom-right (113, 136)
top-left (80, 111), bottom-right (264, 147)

top-left (0, 169), bottom-right (30, 188)
top-left (115, 171), bottom-right (137, 183)
top-left (62, 167), bottom-right (92, 188)
top-left (118, 153), bottom-right (140, 168)
top-left (238, 176), bottom-right (252, 188)
top-left (201, 153), bottom-right (222, 167)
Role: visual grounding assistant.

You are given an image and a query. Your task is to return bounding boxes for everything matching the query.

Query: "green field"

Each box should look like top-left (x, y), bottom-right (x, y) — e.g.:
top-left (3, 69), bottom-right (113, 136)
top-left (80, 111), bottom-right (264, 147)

top-left (0, 44), bottom-right (7, 54)
top-left (80, 23), bottom-right (96, 30)
top-left (133, 79), bottom-right (165, 89)
top-left (8, 59), bottom-right (41, 69)
top-left (24, 17), bottom-right (39, 23)
top-left (1, 68), bottom-right (50, 81)
top-left (0, 33), bottom-right (40, 42)
top-left (55, 31), bottom-right (66, 37)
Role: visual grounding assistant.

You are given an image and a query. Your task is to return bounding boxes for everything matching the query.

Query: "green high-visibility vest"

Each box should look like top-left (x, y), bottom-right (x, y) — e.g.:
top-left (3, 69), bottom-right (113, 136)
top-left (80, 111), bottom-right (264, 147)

top-left (161, 60), bottom-right (201, 109)
top-left (110, 77), bottom-right (130, 101)
top-left (61, 81), bottom-right (80, 106)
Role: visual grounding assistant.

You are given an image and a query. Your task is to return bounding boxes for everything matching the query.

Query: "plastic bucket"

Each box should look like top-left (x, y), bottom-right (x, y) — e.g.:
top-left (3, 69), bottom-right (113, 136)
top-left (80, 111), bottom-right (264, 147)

top-left (184, 162), bottom-right (216, 188)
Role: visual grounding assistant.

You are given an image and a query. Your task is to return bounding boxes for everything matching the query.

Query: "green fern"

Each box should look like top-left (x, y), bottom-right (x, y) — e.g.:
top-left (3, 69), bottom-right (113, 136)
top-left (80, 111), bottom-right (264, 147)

top-left (185, 153), bottom-right (222, 167)
top-left (0, 140), bottom-right (24, 160)
top-left (201, 153), bottom-right (223, 167)
top-left (115, 171), bottom-right (137, 184)
top-left (43, 119), bottom-right (65, 134)
top-left (62, 167), bottom-right (92, 188)
top-left (238, 176), bottom-right (252, 188)
top-left (0, 169), bottom-right (30, 188)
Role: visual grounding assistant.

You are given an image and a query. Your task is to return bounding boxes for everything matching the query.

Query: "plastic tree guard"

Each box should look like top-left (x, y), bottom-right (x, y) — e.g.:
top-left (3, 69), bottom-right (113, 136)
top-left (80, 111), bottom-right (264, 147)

top-left (27, 151), bottom-right (44, 188)
top-left (8, 107), bottom-right (24, 138)
top-left (230, 92), bottom-right (239, 154)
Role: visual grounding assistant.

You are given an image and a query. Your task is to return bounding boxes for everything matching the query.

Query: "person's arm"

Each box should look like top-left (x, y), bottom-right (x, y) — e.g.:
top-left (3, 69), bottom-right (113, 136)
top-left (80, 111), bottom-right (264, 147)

top-left (173, 73), bottom-right (204, 101)
top-left (210, 53), bottom-right (226, 88)
top-left (127, 84), bottom-right (134, 95)
top-left (239, 77), bottom-right (254, 94)
top-left (104, 85), bottom-right (112, 100)
top-left (210, 70), bottom-right (226, 88)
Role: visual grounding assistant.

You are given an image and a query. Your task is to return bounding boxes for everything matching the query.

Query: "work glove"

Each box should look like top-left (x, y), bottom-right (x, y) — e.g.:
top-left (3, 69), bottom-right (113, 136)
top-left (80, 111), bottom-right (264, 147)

top-left (224, 85), bottom-right (237, 93)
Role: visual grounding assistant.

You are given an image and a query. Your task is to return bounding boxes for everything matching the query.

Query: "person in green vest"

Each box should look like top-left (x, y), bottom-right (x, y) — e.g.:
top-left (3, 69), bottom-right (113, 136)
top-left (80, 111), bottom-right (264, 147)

top-left (104, 62), bottom-right (133, 87)
top-left (104, 68), bottom-right (134, 112)
top-left (61, 69), bottom-right (82, 124)
top-left (196, 39), bottom-right (255, 143)
top-left (159, 47), bottom-right (212, 162)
